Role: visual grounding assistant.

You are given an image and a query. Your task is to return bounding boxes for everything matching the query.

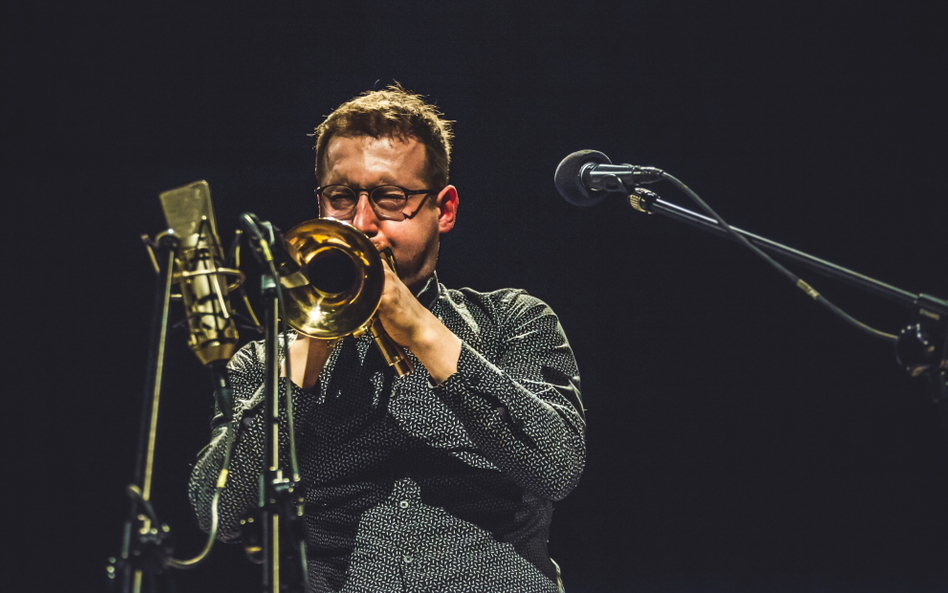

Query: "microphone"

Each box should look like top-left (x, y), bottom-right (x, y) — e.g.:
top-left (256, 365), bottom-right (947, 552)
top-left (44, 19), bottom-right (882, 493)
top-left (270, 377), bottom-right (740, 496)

top-left (554, 149), bottom-right (664, 207)
top-left (160, 181), bottom-right (240, 367)
top-left (238, 212), bottom-right (309, 289)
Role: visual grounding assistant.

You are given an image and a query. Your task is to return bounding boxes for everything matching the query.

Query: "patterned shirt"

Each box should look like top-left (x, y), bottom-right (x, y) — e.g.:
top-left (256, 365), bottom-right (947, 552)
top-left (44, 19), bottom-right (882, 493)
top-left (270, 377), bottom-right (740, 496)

top-left (189, 276), bottom-right (586, 592)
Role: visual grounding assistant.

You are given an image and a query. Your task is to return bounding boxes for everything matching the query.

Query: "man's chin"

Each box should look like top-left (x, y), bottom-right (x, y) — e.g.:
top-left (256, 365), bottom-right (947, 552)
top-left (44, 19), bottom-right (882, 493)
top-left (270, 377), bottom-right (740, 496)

top-left (397, 251), bottom-right (438, 295)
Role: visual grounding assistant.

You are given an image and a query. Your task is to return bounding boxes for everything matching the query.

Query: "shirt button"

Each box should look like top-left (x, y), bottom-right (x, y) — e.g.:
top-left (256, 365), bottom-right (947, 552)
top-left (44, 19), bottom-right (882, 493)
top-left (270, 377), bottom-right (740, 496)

top-left (403, 555), bottom-right (413, 564)
top-left (398, 500), bottom-right (409, 509)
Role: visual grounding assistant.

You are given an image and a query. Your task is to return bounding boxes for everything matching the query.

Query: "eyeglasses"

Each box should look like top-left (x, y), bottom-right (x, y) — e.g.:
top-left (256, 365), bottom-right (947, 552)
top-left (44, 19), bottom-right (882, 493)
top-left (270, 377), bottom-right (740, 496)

top-left (315, 184), bottom-right (437, 221)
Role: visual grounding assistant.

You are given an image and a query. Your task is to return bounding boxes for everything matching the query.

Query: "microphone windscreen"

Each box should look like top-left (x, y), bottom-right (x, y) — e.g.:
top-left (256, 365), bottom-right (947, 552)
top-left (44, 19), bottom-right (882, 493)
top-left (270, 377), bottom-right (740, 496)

top-left (554, 150), bottom-right (612, 207)
top-left (160, 181), bottom-right (220, 250)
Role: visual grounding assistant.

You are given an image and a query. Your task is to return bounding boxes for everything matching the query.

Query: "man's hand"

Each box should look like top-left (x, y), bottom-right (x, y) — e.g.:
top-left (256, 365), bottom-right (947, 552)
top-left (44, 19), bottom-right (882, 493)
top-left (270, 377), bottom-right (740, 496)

top-left (284, 265), bottom-right (462, 388)
top-left (377, 265), bottom-right (461, 385)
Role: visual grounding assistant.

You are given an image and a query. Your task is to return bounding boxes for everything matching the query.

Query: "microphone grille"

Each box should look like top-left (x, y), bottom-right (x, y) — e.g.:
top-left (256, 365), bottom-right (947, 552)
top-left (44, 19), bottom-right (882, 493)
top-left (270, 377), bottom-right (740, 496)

top-left (160, 180), bottom-right (220, 250)
top-left (554, 150), bottom-right (612, 207)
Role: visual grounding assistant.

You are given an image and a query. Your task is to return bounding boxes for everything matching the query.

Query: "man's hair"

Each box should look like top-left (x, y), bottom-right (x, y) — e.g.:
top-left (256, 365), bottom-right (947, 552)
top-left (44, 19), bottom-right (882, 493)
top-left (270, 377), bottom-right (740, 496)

top-left (312, 84), bottom-right (454, 188)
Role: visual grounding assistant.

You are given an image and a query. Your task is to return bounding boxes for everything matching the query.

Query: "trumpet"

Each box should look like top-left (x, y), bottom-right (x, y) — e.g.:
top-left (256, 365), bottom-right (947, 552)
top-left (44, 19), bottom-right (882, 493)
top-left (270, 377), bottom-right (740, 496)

top-left (281, 218), bottom-right (413, 376)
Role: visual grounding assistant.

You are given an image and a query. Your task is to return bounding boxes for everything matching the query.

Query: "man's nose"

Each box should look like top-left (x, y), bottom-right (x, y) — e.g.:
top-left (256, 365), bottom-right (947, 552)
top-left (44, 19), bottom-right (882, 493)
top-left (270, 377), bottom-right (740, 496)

top-left (351, 193), bottom-right (379, 237)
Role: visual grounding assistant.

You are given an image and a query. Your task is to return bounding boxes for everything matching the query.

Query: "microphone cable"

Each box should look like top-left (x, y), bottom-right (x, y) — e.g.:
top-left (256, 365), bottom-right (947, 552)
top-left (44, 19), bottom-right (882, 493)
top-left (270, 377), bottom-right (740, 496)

top-left (654, 171), bottom-right (897, 342)
top-left (165, 420), bottom-right (238, 570)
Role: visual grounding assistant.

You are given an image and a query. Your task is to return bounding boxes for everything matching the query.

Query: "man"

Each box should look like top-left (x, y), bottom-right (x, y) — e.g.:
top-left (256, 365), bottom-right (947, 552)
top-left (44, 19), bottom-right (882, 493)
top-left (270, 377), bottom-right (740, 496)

top-left (189, 85), bottom-right (586, 592)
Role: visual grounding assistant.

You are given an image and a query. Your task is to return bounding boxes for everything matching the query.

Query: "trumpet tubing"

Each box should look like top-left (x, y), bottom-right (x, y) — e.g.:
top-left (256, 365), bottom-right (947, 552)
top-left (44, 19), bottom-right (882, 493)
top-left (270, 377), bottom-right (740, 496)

top-left (282, 218), bottom-right (413, 375)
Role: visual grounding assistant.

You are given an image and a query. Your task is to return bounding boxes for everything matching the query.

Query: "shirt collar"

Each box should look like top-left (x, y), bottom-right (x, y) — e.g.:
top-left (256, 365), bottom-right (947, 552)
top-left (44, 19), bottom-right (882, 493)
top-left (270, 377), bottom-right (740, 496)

top-left (415, 272), bottom-right (441, 309)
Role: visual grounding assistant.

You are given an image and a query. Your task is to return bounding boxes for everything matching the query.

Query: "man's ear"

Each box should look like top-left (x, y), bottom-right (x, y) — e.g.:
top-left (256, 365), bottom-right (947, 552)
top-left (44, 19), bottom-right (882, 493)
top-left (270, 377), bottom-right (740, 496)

top-left (436, 185), bottom-right (459, 233)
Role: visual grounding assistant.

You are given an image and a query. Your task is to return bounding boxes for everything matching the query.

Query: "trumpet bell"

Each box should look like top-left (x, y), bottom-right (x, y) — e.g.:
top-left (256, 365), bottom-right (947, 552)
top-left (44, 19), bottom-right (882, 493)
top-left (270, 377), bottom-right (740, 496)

top-left (282, 218), bottom-right (384, 339)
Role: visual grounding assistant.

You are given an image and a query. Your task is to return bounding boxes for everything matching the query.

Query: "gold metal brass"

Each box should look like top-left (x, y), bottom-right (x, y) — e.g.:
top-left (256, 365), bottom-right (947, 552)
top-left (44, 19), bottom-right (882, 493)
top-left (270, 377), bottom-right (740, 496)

top-left (282, 218), bottom-right (413, 375)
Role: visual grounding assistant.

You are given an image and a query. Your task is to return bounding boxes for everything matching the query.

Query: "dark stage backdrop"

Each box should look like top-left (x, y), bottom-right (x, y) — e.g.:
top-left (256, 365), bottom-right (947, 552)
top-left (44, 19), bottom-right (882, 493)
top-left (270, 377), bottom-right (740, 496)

top-left (6, 1), bottom-right (947, 592)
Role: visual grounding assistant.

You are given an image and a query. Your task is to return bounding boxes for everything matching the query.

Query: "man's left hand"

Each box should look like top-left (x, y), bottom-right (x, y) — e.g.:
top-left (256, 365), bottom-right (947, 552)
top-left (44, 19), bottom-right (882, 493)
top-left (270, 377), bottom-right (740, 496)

top-left (376, 264), bottom-right (461, 384)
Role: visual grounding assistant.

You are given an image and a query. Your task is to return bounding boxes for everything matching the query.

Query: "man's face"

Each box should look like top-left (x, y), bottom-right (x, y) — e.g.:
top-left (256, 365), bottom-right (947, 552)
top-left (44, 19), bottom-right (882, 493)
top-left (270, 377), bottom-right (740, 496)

top-left (319, 134), bottom-right (457, 294)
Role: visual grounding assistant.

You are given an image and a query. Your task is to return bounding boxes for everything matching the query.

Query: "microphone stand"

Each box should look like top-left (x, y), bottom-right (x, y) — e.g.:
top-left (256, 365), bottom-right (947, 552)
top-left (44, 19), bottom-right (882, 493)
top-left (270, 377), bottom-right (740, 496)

top-left (240, 214), bottom-right (309, 593)
top-left (626, 186), bottom-right (948, 450)
top-left (109, 233), bottom-right (178, 592)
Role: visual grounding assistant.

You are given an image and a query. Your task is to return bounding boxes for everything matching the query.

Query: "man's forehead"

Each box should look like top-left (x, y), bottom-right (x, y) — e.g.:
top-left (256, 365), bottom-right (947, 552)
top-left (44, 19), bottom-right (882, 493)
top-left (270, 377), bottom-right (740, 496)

top-left (322, 134), bottom-right (428, 180)
top-left (326, 132), bottom-right (421, 152)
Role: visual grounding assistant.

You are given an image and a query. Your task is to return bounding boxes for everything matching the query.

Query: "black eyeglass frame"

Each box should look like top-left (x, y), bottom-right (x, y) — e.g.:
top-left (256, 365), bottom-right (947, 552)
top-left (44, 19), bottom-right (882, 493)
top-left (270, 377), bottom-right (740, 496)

top-left (315, 184), bottom-right (438, 221)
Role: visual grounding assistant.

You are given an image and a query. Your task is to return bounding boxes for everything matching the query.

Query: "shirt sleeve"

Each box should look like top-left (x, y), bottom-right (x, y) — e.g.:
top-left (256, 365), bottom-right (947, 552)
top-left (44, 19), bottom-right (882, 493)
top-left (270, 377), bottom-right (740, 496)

top-left (432, 291), bottom-right (586, 501)
top-left (188, 339), bottom-right (321, 542)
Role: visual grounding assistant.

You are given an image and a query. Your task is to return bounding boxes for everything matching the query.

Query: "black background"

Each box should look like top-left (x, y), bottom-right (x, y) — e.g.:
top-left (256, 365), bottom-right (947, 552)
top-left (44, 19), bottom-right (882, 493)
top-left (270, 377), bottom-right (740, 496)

top-left (6, 1), bottom-right (948, 591)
